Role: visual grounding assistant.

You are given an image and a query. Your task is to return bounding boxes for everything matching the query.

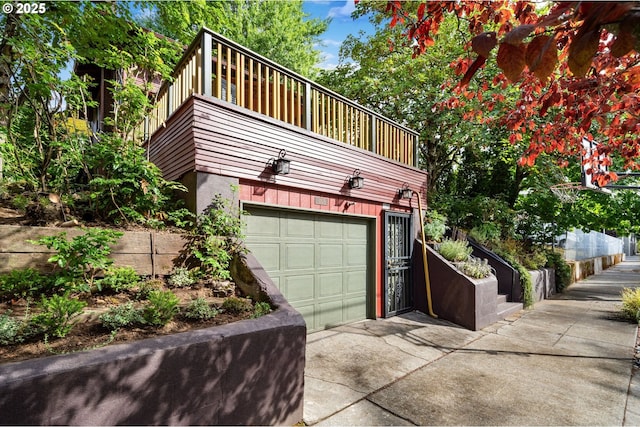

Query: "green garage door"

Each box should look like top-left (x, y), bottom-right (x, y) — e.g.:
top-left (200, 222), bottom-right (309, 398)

top-left (244, 206), bottom-right (371, 332)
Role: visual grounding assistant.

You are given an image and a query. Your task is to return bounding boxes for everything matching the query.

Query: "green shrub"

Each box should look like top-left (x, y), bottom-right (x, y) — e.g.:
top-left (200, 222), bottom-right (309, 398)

top-left (143, 290), bottom-right (180, 326)
top-left (0, 268), bottom-right (52, 301)
top-left (621, 287), bottom-right (640, 323)
top-left (11, 194), bottom-right (30, 211)
top-left (251, 301), bottom-right (272, 318)
top-left (99, 302), bottom-right (144, 330)
top-left (86, 135), bottom-right (188, 226)
top-left (469, 223), bottom-right (501, 246)
top-left (545, 250), bottom-right (572, 292)
top-left (31, 293), bottom-right (87, 338)
top-left (460, 259), bottom-right (492, 279)
top-left (521, 248), bottom-right (548, 270)
top-left (423, 210), bottom-right (447, 242)
top-left (96, 266), bottom-right (140, 293)
top-left (438, 239), bottom-right (472, 262)
top-left (168, 267), bottom-right (195, 288)
top-left (184, 298), bottom-right (219, 320)
top-left (221, 296), bottom-right (253, 314)
top-left (167, 208), bottom-right (196, 229)
top-left (0, 311), bottom-right (24, 345)
top-left (187, 193), bottom-right (246, 280)
top-left (136, 279), bottom-right (164, 300)
top-left (495, 248), bottom-right (534, 309)
top-left (31, 228), bottom-right (122, 288)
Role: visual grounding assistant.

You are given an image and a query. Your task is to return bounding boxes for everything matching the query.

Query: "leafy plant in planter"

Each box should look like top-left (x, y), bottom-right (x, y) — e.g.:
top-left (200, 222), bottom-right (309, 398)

top-left (95, 266), bottom-right (140, 293)
top-left (222, 296), bottom-right (253, 315)
top-left (31, 293), bottom-right (87, 338)
top-left (30, 228), bottom-right (123, 291)
top-left (460, 258), bottom-right (493, 279)
top-left (184, 193), bottom-right (247, 280)
top-left (423, 210), bottom-right (447, 242)
top-left (168, 267), bottom-right (196, 288)
top-left (468, 223), bottom-right (501, 246)
top-left (0, 268), bottom-right (53, 301)
top-left (143, 290), bottom-right (180, 327)
top-left (184, 298), bottom-right (219, 321)
top-left (438, 239), bottom-right (472, 262)
top-left (99, 302), bottom-right (145, 331)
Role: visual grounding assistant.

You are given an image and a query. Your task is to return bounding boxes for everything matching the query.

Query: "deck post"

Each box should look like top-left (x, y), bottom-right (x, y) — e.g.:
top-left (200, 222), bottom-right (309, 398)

top-left (413, 134), bottom-right (419, 167)
top-left (305, 82), bottom-right (312, 131)
top-left (167, 85), bottom-right (173, 117)
top-left (201, 31), bottom-right (212, 97)
top-left (370, 115), bottom-right (377, 155)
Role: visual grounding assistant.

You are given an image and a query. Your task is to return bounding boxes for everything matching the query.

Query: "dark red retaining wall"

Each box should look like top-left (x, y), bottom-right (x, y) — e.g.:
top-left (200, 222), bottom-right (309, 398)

top-left (412, 241), bottom-right (499, 331)
top-left (0, 253), bottom-right (306, 426)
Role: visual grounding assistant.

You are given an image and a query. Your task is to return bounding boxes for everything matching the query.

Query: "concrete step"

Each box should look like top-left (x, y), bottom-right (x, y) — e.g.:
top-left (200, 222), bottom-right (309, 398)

top-left (497, 294), bottom-right (509, 305)
top-left (497, 301), bottom-right (523, 320)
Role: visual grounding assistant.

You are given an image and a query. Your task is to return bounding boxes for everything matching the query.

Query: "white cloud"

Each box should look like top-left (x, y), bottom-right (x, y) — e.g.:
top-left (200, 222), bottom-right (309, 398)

top-left (317, 52), bottom-right (338, 70)
top-left (321, 39), bottom-right (342, 48)
top-left (328, 0), bottom-right (355, 19)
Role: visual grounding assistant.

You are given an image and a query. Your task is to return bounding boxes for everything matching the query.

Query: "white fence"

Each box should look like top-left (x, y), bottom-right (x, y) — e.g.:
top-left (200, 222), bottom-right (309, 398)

top-left (559, 229), bottom-right (623, 261)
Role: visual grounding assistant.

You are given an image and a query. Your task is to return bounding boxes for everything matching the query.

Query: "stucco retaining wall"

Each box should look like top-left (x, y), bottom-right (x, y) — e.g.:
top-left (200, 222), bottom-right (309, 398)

top-left (413, 241), bottom-right (499, 331)
top-left (529, 268), bottom-right (556, 302)
top-left (0, 253), bottom-right (306, 425)
top-left (568, 254), bottom-right (623, 282)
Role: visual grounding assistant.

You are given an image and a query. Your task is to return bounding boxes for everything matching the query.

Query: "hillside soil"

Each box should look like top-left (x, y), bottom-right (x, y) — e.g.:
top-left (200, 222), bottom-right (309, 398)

top-left (0, 203), bottom-right (257, 365)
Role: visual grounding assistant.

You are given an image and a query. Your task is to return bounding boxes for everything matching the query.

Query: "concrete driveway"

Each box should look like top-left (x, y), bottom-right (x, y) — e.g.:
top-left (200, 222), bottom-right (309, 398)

top-left (304, 257), bottom-right (640, 426)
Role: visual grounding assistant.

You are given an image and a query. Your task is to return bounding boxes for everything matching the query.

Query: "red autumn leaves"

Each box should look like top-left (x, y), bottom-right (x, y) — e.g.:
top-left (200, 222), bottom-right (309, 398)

top-left (383, 0), bottom-right (640, 185)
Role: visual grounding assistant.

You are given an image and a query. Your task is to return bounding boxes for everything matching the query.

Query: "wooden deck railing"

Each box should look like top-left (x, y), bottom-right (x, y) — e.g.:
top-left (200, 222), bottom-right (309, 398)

top-left (140, 28), bottom-right (419, 167)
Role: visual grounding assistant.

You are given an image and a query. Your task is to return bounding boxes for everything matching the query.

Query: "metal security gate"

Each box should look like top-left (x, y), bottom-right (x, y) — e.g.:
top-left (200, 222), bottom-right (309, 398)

top-left (384, 211), bottom-right (413, 317)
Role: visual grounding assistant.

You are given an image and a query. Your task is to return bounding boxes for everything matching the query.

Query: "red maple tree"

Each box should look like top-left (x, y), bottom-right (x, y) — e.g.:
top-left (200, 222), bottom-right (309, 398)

top-left (384, 1), bottom-right (640, 186)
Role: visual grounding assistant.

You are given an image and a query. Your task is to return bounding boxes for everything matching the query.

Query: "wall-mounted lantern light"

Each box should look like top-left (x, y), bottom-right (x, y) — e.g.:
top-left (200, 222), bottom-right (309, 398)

top-left (348, 169), bottom-right (364, 189)
top-left (398, 183), bottom-right (413, 199)
top-left (271, 149), bottom-right (290, 175)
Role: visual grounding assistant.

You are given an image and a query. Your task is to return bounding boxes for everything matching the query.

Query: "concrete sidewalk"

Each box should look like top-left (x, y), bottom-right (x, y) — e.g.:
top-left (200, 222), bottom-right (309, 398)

top-left (304, 256), bottom-right (640, 426)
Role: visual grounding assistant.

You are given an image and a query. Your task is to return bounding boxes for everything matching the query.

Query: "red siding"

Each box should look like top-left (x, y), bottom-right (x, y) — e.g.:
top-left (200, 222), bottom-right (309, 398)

top-left (188, 95), bottom-right (426, 206)
top-left (239, 180), bottom-right (411, 318)
top-left (147, 98), bottom-right (197, 181)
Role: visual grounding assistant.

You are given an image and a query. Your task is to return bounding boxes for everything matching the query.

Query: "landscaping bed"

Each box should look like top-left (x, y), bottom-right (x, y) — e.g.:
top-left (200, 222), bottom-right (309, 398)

top-left (0, 196), bottom-right (270, 365)
top-left (0, 278), bottom-right (263, 364)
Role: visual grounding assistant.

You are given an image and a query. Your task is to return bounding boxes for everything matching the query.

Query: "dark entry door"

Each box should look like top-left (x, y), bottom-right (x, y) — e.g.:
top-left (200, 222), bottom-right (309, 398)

top-left (384, 211), bottom-right (413, 316)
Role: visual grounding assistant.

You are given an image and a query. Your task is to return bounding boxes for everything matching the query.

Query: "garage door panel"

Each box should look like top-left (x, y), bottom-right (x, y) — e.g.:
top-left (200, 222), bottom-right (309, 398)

top-left (318, 218), bottom-right (343, 239)
top-left (346, 221), bottom-right (368, 240)
top-left (244, 207), bottom-right (370, 332)
top-left (318, 272), bottom-right (343, 297)
top-left (318, 300), bottom-right (343, 329)
top-left (247, 243), bottom-right (280, 271)
top-left (285, 244), bottom-right (315, 269)
top-left (346, 244), bottom-right (367, 266)
top-left (284, 274), bottom-right (315, 302)
top-left (295, 304), bottom-right (316, 329)
top-left (344, 296), bottom-right (367, 320)
top-left (318, 244), bottom-right (343, 267)
top-left (245, 212), bottom-right (280, 237)
top-left (345, 270), bottom-right (367, 294)
top-left (284, 215), bottom-right (315, 238)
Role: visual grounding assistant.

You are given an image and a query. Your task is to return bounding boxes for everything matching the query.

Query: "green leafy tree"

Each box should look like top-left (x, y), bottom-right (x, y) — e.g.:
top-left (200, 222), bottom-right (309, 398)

top-left (138, 0), bottom-right (329, 77)
top-left (316, 7), bottom-right (528, 206)
top-left (0, 2), bottom-right (185, 224)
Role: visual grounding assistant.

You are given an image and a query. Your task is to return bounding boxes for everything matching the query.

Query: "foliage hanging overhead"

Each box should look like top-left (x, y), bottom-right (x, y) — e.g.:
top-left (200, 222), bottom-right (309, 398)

top-left (380, 0), bottom-right (640, 187)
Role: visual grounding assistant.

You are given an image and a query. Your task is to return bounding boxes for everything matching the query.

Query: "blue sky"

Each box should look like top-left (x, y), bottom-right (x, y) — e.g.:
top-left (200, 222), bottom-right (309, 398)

top-left (302, 0), bottom-right (375, 69)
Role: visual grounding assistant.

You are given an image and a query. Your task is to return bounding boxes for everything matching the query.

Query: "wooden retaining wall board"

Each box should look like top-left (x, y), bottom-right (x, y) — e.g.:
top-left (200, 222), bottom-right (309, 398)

top-left (0, 225), bottom-right (188, 276)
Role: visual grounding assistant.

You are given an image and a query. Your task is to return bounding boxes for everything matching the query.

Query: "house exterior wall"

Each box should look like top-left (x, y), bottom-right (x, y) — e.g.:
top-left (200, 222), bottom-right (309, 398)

top-left (148, 93), bottom-right (427, 321)
top-left (238, 180), bottom-right (411, 318)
